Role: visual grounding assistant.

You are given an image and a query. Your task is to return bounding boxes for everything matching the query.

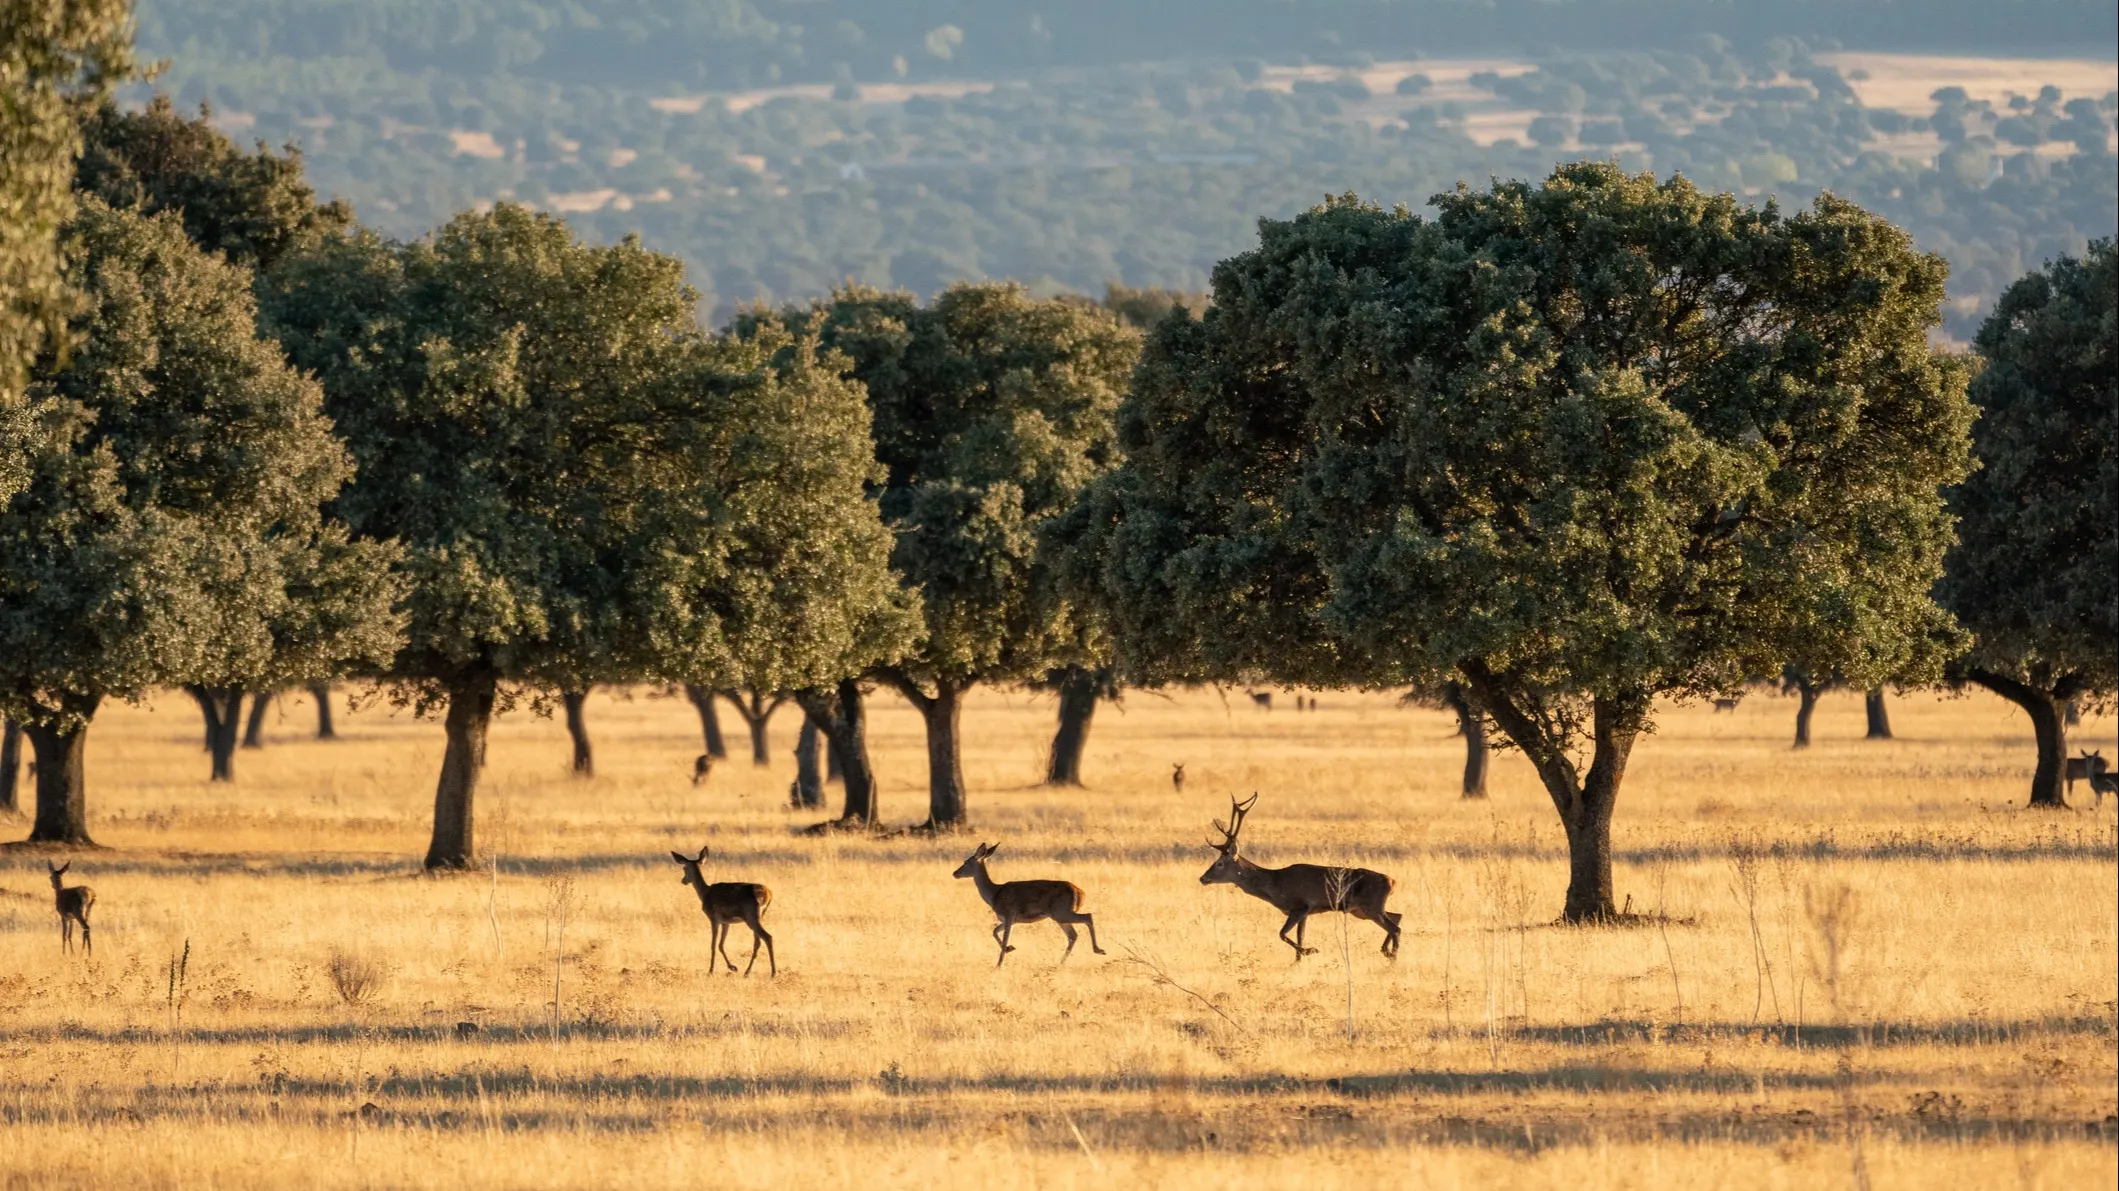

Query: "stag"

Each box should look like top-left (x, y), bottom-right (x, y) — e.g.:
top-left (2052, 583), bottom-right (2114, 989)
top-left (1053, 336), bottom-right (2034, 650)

top-left (1199, 794), bottom-right (1400, 960)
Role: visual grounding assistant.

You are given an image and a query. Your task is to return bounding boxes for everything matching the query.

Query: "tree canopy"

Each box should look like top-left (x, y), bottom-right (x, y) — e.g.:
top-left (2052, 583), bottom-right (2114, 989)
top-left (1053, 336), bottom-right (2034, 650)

top-left (1065, 165), bottom-right (1975, 919)
top-left (1942, 238), bottom-right (2118, 806)
top-left (266, 204), bottom-right (905, 865)
top-left (0, 198), bottom-right (400, 844)
top-left (1, 0), bottom-right (131, 498)
top-left (75, 95), bottom-right (353, 272)
top-left (798, 283), bottom-right (1138, 826)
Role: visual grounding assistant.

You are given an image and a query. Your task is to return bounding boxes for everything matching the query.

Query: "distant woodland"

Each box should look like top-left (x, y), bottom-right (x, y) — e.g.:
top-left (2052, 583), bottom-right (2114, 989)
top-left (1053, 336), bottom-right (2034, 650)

top-left (134, 1), bottom-right (2119, 334)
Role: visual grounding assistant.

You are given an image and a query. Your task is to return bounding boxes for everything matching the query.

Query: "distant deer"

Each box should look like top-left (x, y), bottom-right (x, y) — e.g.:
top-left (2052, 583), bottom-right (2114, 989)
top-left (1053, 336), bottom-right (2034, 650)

top-left (2089, 769), bottom-right (2118, 809)
top-left (690, 754), bottom-right (713, 787)
top-left (1171, 762), bottom-right (1186, 793)
top-left (1199, 794), bottom-right (1400, 960)
top-left (49, 861), bottom-right (94, 956)
top-left (2066, 749), bottom-right (2107, 798)
top-left (1712, 696), bottom-right (1741, 714)
top-left (951, 842), bottom-right (1105, 966)
top-left (1248, 691), bottom-right (1272, 710)
top-left (669, 845), bottom-right (775, 976)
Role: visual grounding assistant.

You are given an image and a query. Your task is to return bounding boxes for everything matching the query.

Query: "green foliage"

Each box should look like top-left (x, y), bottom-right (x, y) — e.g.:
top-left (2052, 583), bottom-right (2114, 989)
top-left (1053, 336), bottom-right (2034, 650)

top-left (1944, 239), bottom-right (2117, 703)
top-left (1067, 166), bottom-right (1974, 914)
top-left (0, 199), bottom-right (400, 727)
top-left (76, 96), bottom-right (353, 271)
top-left (802, 283), bottom-right (1138, 695)
top-left (1, 0), bottom-right (131, 496)
top-left (265, 203), bottom-right (905, 701)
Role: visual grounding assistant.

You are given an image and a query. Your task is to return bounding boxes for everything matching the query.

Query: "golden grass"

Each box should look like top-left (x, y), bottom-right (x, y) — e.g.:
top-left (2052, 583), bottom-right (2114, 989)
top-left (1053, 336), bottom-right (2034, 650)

top-left (3, 684), bottom-right (2115, 1189)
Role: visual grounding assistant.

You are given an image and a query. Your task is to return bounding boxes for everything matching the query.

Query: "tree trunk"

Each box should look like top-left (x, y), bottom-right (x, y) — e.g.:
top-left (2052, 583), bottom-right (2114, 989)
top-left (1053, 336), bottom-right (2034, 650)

top-left (1442, 682), bottom-right (1488, 798)
top-left (683, 684), bottom-right (728, 759)
top-left (906, 678), bottom-right (970, 829)
top-left (794, 679), bottom-right (878, 825)
top-left (243, 689), bottom-right (272, 748)
top-left (1791, 683), bottom-right (1819, 749)
top-left (1864, 688), bottom-right (1893, 740)
top-left (561, 690), bottom-right (593, 777)
top-left (425, 677), bottom-right (497, 869)
top-left (1967, 669), bottom-right (2070, 809)
top-left (1044, 666), bottom-right (1096, 786)
top-left (188, 685), bottom-right (245, 782)
top-left (310, 682), bottom-right (337, 740)
top-left (23, 698), bottom-right (100, 846)
top-left (0, 719), bottom-right (22, 816)
top-left (792, 714), bottom-right (825, 809)
top-left (719, 689), bottom-right (784, 767)
top-left (1462, 665), bottom-right (1639, 922)
top-left (826, 730), bottom-right (843, 783)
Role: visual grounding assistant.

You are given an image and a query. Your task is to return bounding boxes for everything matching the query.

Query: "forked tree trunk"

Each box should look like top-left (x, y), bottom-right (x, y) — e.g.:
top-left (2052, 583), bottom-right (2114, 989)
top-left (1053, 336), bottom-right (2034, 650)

top-left (1791, 682), bottom-right (1820, 749)
top-left (188, 685), bottom-right (245, 782)
top-left (1044, 666), bottom-right (1096, 787)
top-left (1463, 665), bottom-right (1640, 922)
top-left (1967, 669), bottom-right (2070, 809)
top-left (1864, 688), bottom-right (1893, 740)
top-left (1442, 682), bottom-right (1488, 799)
top-left (561, 690), bottom-right (593, 777)
top-left (310, 682), bottom-right (337, 740)
top-left (719, 689), bottom-right (785, 767)
top-left (23, 697), bottom-right (100, 846)
top-left (683, 684), bottom-right (728, 759)
top-left (792, 715), bottom-right (825, 809)
top-left (426, 677), bottom-right (497, 869)
top-left (887, 675), bottom-right (969, 829)
top-left (243, 690), bottom-right (273, 748)
top-left (1, 719), bottom-right (22, 815)
top-left (794, 679), bottom-right (877, 825)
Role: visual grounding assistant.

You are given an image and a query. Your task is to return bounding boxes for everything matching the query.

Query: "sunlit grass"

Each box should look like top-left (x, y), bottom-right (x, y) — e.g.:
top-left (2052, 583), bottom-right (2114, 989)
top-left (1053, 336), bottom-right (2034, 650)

top-left (2, 684), bottom-right (2113, 1188)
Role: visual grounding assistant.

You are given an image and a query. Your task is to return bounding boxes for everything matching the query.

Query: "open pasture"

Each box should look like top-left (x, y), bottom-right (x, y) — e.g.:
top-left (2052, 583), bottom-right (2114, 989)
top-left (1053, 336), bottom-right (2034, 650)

top-left (2, 686), bottom-right (2114, 1189)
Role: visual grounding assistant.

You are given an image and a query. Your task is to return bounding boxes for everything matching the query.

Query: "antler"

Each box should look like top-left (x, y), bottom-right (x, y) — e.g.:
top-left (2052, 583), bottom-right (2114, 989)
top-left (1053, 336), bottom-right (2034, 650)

top-left (1211, 793), bottom-right (1260, 851)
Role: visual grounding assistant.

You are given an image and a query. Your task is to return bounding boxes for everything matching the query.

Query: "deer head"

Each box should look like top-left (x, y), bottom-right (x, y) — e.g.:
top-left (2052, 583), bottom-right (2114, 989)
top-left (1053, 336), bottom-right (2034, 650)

top-left (670, 845), bottom-right (709, 887)
top-left (1199, 794), bottom-right (1258, 885)
top-left (952, 842), bottom-right (997, 880)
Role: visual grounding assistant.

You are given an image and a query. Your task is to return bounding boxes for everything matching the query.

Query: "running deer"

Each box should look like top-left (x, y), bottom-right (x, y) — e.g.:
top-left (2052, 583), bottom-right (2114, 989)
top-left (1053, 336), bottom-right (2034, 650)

top-left (1199, 794), bottom-right (1400, 960)
top-left (2065, 749), bottom-right (2107, 798)
top-left (1171, 762), bottom-right (1186, 793)
top-left (951, 842), bottom-right (1105, 966)
top-left (669, 845), bottom-right (775, 976)
top-left (49, 861), bottom-right (94, 956)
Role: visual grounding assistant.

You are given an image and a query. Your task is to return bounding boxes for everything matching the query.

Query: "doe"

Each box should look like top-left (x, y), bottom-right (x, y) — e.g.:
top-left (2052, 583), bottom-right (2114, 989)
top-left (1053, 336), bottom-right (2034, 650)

top-left (2065, 749), bottom-right (2107, 798)
top-left (952, 842), bottom-right (1104, 966)
top-left (1171, 762), bottom-right (1186, 794)
top-left (669, 845), bottom-right (775, 976)
top-left (49, 861), bottom-right (94, 956)
top-left (1200, 794), bottom-right (1400, 960)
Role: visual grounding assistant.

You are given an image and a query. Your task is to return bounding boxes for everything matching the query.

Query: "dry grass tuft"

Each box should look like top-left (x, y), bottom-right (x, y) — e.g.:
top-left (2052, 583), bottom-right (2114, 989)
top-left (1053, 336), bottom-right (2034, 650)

top-left (324, 948), bottom-right (389, 1006)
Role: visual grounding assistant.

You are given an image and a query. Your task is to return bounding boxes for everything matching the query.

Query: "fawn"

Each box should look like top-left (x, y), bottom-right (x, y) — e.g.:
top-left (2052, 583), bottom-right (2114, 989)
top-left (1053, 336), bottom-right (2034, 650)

top-left (1199, 794), bottom-right (1400, 960)
top-left (669, 845), bottom-right (775, 976)
top-left (952, 842), bottom-right (1104, 966)
top-left (49, 861), bottom-right (94, 956)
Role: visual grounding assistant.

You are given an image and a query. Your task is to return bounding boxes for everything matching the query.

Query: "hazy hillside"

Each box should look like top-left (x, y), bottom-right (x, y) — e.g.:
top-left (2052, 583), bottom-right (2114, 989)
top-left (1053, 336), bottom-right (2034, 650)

top-left (131, 2), bottom-right (2119, 333)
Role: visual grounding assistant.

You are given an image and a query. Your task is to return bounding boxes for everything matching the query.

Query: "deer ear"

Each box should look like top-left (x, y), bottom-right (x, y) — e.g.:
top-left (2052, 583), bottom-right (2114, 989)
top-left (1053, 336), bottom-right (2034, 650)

top-left (670, 851), bottom-right (690, 865)
top-left (695, 845), bottom-right (710, 863)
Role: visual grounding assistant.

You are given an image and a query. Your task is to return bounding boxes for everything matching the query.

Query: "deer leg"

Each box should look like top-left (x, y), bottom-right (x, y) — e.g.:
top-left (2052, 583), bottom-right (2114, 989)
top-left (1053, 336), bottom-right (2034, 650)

top-left (80, 918), bottom-right (91, 958)
top-left (1380, 910), bottom-right (1402, 957)
top-left (1278, 912), bottom-right (1312, 959)
top-left (715, 921), bottom-right (740, 973)
top-left (1078, 911), bottom-right (1106, 956)
top-left (742, 914), bottom-right (772, 977)
top-left (1057, 922), bottom-right (1079, 960)
top-left (60, 919), bottom-right (70, 954)
top-left (996, 921), bottom-right (1016, 966)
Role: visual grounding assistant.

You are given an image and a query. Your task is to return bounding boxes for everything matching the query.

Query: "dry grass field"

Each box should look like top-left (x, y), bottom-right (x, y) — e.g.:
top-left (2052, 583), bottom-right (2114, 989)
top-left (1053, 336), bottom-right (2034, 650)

top-left (1, 684), bottom-right (2114, 1189)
